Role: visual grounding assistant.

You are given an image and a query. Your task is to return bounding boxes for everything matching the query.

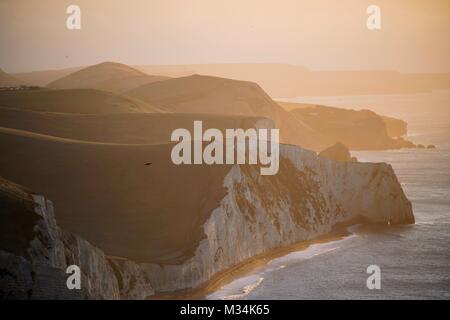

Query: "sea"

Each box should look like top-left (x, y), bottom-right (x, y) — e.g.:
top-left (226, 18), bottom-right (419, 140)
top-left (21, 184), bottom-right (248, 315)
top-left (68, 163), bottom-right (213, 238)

top-left (208, 91), bottom-right (450, 300)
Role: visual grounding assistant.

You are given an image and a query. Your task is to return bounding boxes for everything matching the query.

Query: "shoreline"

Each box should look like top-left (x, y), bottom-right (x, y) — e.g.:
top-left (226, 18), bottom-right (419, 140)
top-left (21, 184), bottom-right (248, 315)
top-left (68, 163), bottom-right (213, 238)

top-left (149, 224), bottom-right (357, 300)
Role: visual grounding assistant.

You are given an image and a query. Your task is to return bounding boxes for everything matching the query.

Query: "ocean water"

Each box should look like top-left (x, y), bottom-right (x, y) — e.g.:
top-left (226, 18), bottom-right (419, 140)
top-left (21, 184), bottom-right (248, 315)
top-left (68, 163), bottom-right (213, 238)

top-left (208, 93), bottom-right (450, 300)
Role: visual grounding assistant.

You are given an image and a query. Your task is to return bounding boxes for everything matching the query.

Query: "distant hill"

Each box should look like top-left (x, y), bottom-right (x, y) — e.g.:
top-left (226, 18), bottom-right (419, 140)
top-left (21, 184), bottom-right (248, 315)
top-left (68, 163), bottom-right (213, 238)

top-left (0, 68), bottom-right (26, 87)
top-left (14, 63), bottom-right (450, 97)
top-left (136, 64), bottom-right (450, 97)
top-left (1, 70), bottom-right (418, 151)
top-left (283, 102), bottom-right (415, 150)
top-left (0, 88), bottom-right (164, 114)
top-left (47, 62), bottom-right (169, 93)
top-left (127, 74), bottom-right (329, 150)
top-left (13, 66), bottom-right (83, 87)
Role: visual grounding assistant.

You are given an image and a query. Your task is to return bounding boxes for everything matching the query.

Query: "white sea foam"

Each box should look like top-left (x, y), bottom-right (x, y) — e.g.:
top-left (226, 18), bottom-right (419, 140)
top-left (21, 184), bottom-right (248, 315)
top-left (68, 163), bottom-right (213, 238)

top-left (207, 226), bottom-right (359, 300)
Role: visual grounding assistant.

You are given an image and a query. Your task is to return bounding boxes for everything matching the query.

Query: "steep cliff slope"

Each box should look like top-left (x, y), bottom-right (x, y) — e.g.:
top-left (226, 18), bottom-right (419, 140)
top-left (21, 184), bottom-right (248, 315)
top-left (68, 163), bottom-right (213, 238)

top-left (0, 126), bottom-right (413, 295)
top-left (135, 146), bottom-right (414, 292)
top-left (0, 176), bottom-right (154, 299)
top-left (381, 115), bottom-right (408, 137)
top-left (0, 135), bottom-right (414, 297)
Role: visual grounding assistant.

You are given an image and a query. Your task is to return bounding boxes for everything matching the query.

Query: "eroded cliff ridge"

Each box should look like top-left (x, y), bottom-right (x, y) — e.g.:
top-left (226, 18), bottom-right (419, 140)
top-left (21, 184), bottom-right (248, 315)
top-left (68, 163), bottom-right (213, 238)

top-left (138, 145), bottom-right (414, 293)
top-left (0, 176), bottom-right (153, 299)
top-left (0, 143), bottom-right (414, 299)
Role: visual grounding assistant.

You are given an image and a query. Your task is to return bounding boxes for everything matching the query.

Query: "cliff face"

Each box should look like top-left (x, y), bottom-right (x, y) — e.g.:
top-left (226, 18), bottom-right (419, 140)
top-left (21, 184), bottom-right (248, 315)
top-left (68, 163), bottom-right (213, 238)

top-left (0, 143), bottom-right (414, 299)
top-left (319, 142), bottom-right (355, 162)
top-left (136, 145), bottom-right (414, 293)
top-left (381, 116), bottom-right (408, 138)
top-left (0, 177), bottom-right (153, 300)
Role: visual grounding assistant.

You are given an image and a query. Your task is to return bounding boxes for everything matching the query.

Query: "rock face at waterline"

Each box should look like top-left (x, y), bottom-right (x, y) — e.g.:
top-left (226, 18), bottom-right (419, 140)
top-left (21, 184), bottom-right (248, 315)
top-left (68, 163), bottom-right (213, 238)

top-left (0, 142), bottom-right (414, 298)
top-left (319, 143), bottom-right (356, 163)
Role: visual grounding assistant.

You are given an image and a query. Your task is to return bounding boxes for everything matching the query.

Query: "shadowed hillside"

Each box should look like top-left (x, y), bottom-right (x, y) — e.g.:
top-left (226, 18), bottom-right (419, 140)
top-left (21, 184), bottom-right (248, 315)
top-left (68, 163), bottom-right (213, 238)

top-left (127, 74), bottom-right (329, 150)
top-left (0, 88), bottom-right (164, 114)
top-left (0, 127), bottom-right (231, 263)
top-left (0, 107), bottom-right (273, 144)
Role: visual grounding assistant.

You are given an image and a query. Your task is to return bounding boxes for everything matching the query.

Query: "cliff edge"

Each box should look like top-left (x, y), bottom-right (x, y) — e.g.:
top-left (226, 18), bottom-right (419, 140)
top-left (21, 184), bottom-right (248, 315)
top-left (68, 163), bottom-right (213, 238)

top-left (0, 176), bottom-right (153, 299)
top-left (0, 141), bottom-right (414, 299)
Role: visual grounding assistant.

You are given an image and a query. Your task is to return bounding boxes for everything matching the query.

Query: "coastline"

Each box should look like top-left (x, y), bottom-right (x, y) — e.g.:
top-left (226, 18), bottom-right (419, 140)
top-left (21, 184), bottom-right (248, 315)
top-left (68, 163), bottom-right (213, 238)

top-left (149, 224), bottom-right (357, 300)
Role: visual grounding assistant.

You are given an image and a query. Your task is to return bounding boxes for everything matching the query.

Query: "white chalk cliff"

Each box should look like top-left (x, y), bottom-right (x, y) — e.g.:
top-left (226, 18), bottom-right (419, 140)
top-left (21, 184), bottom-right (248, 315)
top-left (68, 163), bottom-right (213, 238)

top-left (0, 143), bottom-right (413, 299)
top-left (128, 145), bottom-right (413, 293)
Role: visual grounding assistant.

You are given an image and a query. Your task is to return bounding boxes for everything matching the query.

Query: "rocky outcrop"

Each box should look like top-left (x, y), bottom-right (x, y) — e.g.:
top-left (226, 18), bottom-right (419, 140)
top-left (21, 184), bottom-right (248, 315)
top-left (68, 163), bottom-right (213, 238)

top-left (381, 116), bottom-right (408, 138)
top-left (0, 176), bottom-right (153, 300)
top-left (0, 142), bottom-right (414, 299)
top-left (319, 142), bottom-right (356, 162)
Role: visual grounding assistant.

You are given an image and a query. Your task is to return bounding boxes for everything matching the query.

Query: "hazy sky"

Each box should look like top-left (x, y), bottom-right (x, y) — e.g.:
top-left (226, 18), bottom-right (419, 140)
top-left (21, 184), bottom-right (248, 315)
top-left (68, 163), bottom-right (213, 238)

top-left (0, 0), bottom-right (449, 73)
